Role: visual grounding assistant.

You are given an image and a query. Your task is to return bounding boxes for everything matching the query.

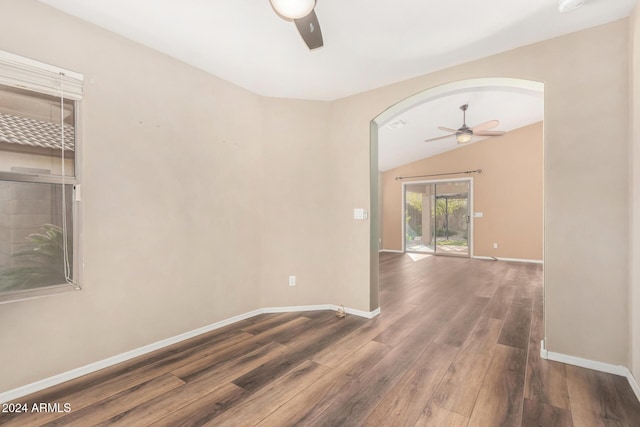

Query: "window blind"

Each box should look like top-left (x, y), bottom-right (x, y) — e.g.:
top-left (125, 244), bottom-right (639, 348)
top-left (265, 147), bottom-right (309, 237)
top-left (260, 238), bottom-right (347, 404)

top-left (0, 50), bottom-right (83, 101)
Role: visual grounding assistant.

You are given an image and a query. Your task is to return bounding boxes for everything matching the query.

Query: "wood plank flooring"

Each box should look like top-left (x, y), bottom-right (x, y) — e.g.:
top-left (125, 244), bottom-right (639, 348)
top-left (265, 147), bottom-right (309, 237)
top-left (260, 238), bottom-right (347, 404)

top-left (2, 253), bottom-right (640, 426)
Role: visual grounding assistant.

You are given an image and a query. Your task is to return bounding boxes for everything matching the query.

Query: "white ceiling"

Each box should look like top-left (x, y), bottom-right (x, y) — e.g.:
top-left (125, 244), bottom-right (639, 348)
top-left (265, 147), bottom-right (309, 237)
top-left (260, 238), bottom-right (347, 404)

top-left (38, 0), bottom-right (635, 101)
top-left (35, 0), bottom-right (633, 171)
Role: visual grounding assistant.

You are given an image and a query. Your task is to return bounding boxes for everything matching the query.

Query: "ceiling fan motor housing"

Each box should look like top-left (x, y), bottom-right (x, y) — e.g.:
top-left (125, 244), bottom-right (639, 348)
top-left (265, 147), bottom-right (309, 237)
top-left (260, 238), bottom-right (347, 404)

top-left (457, 129), bottom-right (473, 144)
top-left (269, 0), bottom-right (315, 19)
top-left (457, 105), bottom-right (472, 143)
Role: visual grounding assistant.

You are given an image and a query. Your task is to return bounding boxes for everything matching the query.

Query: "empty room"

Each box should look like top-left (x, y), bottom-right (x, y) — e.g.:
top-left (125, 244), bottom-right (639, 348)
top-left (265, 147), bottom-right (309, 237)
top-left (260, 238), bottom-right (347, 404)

top-left (1, 0), bottom-right (640, 426)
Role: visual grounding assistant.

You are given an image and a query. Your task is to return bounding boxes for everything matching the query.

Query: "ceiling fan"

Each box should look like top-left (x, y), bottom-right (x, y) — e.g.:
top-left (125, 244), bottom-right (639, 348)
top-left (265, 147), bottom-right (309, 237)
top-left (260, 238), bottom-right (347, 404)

top-left (269, 0), bottom-right (323, 50)
top-left (424, 104), bottom-right (505, 144)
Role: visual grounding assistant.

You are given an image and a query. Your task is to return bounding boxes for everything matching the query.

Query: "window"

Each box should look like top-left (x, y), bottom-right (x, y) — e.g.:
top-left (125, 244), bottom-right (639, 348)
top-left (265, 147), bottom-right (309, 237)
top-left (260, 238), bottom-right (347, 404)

top-left (0, 51), bottom-right (83, 303)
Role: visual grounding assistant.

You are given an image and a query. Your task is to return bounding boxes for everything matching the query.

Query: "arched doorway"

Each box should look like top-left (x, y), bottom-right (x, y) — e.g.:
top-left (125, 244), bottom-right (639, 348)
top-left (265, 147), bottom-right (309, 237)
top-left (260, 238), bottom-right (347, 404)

top-left (369, 77), bottom-right (544, 313)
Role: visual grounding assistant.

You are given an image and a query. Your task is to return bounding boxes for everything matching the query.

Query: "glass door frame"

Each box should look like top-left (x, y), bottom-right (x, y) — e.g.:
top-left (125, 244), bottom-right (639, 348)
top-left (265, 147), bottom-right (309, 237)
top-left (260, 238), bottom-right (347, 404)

top-left (401, 177), bottom-right (474, 258)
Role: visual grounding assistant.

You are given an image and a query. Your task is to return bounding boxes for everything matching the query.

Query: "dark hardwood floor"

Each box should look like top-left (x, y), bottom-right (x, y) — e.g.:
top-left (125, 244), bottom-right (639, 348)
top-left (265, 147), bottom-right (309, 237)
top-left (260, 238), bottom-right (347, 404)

top-left (2, 253), bottom-right (640, 426)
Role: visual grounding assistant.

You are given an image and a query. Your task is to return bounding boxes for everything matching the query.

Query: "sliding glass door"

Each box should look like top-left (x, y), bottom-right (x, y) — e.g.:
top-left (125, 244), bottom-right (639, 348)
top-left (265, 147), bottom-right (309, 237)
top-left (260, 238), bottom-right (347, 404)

top-left (404, 180), bottom-right (470, 257)
top-left (404, 183), bottom-right (435, 253)
top-left (433, 181), bottom-right (470, 256)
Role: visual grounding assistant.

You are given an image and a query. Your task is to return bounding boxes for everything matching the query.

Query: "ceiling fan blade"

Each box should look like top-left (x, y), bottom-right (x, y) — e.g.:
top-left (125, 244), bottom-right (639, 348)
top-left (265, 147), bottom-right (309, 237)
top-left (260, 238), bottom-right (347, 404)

top-left (471, 120), bottom-right (499, 132)
top-left (294, 10), bottom-right (323, 50)
top-left (438, 126), bottom-right (458, 133)
top-left (474, 130), bottom-right (506, 136)
top-left (424, 134), bottom-right (455, 143)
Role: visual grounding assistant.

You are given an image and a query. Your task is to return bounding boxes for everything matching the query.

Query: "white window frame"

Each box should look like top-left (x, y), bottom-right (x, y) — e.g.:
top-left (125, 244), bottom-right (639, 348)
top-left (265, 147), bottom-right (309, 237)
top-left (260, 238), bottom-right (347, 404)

top-left (0, 50), bottom-right (83, 304)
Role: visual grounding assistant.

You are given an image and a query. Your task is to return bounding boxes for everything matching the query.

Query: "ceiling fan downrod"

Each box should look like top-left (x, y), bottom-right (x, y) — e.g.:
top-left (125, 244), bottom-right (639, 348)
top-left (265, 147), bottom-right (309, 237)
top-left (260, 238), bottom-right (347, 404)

top-left (460, 104), bottom-right (468, 126)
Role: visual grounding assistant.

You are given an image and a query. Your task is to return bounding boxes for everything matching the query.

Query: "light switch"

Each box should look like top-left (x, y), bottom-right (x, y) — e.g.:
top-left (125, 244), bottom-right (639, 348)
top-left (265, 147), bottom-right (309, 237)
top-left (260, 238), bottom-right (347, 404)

top-left (474, 212), bottom-right (483, 218)
top-left (354, 208), bottom-right (365, 220)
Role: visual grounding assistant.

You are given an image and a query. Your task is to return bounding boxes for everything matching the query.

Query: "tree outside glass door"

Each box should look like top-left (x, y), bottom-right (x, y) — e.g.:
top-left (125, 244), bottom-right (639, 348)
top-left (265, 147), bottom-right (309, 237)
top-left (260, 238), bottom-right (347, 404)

top-left (404, 180), bottom-right (470, 257)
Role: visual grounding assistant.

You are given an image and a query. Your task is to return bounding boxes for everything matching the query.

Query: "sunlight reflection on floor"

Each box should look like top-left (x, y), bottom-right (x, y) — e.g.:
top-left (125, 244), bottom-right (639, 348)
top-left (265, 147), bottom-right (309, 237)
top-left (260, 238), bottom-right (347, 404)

top-left (407, 253), bottom-right (433, 262)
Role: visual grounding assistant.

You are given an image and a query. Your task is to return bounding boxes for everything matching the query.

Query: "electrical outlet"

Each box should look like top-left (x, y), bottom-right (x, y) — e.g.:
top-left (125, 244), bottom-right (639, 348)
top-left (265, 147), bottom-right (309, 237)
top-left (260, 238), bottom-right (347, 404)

top-left (493, 243), bottom-right (498, 249)
top-left (288, 275), bottom-right (296, 287)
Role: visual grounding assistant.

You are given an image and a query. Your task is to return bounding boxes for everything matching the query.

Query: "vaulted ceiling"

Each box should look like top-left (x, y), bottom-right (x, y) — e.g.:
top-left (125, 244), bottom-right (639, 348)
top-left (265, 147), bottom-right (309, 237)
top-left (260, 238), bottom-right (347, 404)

top-left (36, 0), bottom-right (635, 169)
top-left (378, 86), bottom-right (544, 171)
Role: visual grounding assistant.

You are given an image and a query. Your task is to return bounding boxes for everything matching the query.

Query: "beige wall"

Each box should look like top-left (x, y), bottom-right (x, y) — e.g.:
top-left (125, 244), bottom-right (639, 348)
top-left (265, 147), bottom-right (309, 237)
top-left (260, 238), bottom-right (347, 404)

top-left (329, 20), bottom-right (630, 365)
top-left (0, 0), bottom-right (634, 394)
top-left (630, 3), bottom-right (640, 381)
top-left (0, 0), bottom-right (261, 390)
top-left (382, 122), bottom-right (543, 260)
top-left (0, 0), bottom-right (332, 392)
top-left (259, 97), bottom-right (335, 308)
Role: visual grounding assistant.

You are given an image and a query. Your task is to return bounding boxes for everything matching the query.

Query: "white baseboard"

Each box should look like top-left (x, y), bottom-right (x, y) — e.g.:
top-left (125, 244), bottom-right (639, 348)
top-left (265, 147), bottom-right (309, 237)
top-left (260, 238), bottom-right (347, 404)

top-left (380, 252), bottom-right (543, 264)
top-left (262, 304), bottom-right (334, 314)
top-left (341, 305), bottom-right (380, 319)
top-left (473, 255), bottom-right (543, 264)
top-left (629, 371), bottom-right (640, 403)
top-left (0, 304), bottom-right (379, 404)
top-left (541, 343), bottom-right (628, 376)
top-left (262, 304), bottom-right (379, 319)
top-left (540, 340), bottom-right (640, 402)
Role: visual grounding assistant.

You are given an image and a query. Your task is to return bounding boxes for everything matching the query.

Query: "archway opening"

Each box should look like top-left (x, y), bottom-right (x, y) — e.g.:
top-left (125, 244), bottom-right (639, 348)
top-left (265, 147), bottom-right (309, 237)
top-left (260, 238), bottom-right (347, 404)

top-left (370, 78), bottom-right (544, 316)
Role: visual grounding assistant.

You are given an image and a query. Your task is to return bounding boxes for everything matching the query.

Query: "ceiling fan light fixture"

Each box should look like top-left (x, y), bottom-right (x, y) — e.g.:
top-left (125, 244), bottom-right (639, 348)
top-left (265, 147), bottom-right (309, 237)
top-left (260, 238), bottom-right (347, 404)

top-left (269, 0), bottom-right (316, 19)
top-left (456, 132), bottom-right (473, 144)
top-left (558, 0), bottom-right (585, 13)
top-left (424, 103), bottom-right (506, 145)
